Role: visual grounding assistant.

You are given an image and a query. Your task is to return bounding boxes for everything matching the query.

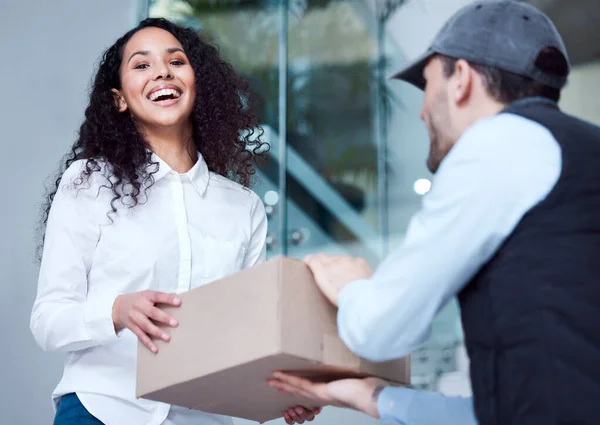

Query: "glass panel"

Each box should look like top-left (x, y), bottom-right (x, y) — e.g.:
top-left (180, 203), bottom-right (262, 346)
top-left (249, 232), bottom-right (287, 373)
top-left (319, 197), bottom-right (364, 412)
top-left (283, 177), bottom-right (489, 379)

top-left (282, 1), bottom-right (386, 264)
top-left (149, 0), bottom-right (284, 256)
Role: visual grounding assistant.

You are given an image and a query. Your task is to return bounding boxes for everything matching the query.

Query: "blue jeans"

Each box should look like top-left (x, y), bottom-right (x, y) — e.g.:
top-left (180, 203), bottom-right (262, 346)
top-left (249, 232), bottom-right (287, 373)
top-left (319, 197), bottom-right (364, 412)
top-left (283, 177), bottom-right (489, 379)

top-left (53, 393), bottom-right (104, 425)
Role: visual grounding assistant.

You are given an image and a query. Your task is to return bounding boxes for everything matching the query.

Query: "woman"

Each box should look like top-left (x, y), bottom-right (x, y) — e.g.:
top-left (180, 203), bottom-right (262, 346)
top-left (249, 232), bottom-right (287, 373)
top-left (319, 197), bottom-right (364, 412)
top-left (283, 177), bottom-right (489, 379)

top-left (31, 18), bottom-right (318, 425)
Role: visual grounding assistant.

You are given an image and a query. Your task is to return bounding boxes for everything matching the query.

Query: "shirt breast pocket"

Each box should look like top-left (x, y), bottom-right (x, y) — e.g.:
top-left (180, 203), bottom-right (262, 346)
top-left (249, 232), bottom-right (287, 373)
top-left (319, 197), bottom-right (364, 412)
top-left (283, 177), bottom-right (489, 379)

top-left (202, 236), bottom-right (246, 282)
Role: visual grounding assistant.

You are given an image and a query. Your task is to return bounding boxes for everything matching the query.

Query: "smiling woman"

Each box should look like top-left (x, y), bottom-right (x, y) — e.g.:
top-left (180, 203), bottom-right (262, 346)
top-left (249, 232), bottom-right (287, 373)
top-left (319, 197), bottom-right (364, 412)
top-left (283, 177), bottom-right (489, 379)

top-left (112, 28), bottom-right (197, 136)
top-left (31, 17), bottom-right (318, 425)
top-left (39, 18), bottom-right (266, 221)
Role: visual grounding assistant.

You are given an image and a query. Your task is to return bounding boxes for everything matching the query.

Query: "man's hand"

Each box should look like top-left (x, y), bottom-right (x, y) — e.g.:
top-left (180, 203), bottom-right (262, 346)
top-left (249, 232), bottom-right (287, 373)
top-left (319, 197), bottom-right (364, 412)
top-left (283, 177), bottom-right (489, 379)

top-left (304, 254), bottom-right (374, 306)
top-left (281, 406), bottom-right (322, 425)
top-left (268, 372), bottom-right (388, 419)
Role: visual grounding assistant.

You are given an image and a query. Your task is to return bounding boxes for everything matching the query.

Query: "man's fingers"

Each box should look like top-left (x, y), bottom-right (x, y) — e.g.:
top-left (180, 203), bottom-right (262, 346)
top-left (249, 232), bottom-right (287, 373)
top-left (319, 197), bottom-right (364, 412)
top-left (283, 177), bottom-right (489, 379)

top-left (268, 379), bottom-right (303, 396)
top-left (146, 291), bottom-right (182, 307)
top-left (130, 324), bottom-right (157, 353)
top-left (304, 254), bottom-right (326, 269)
top-left (269, 380), bottom-right (321, 402)
top-left (302, 257), bottom-right (337, 303)
top-left (271, 373), bottom-right (325, 400)
top-left (279, 373), bottom-right (333, 402)
top-left (303, 253), bottom-right (319, 263)
top-left (304, 253), bottom-right (345, 262)
top-left (303, 254), bottom-right (326, 271)
top-left (283, 412), bottom-right (293, 425)
top-left (273, 372), bottom-right (314, 391)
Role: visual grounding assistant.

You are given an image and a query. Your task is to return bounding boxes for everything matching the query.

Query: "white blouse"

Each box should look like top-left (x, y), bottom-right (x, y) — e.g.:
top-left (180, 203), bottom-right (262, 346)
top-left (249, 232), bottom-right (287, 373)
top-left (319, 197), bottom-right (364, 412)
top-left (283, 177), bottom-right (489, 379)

top-left (30, 153), bottom-right (267, 425)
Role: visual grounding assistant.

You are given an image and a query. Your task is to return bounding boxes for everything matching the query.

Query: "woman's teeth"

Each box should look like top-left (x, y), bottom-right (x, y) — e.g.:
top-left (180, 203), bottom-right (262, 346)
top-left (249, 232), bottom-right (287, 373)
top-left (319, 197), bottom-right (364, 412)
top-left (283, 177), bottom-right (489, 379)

top-left (149, 88), bottom-right (181, 101)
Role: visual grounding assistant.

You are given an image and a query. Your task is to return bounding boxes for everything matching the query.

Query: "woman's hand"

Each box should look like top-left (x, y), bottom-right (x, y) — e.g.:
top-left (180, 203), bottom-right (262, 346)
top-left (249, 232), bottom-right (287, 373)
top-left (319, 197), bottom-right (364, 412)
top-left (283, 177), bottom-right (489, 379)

top-left (282, 406), bottom-right (322, 425)
top-left (112, 291), bottom-right (182, 353)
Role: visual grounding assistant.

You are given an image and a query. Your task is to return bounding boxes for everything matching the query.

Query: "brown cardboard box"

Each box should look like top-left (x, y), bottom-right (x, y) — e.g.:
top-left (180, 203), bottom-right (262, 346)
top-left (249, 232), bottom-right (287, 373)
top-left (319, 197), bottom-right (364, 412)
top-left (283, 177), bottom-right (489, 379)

top-left (136, 256), bottom-right (410, 423)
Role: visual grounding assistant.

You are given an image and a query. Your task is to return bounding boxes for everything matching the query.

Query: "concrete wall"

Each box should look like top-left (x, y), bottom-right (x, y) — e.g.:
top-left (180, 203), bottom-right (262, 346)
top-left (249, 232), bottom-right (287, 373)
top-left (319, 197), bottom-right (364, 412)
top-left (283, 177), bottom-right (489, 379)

top-left (0, 1), bottom-right (139, 423)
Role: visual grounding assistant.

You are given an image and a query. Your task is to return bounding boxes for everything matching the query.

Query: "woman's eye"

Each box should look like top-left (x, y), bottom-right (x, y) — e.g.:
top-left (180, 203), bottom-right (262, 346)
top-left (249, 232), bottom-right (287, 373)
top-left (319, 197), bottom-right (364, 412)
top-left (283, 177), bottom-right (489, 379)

top-left (171, 60), bottom-right (185, 66)
top-left (135, 63), bottom-right (149, 70)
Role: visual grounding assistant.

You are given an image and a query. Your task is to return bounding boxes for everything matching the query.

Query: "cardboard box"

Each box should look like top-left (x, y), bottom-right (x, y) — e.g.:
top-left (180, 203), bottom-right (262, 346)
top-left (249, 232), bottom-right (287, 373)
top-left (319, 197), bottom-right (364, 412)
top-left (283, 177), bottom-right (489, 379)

top-left (136, 256), bottom-right (410, 423)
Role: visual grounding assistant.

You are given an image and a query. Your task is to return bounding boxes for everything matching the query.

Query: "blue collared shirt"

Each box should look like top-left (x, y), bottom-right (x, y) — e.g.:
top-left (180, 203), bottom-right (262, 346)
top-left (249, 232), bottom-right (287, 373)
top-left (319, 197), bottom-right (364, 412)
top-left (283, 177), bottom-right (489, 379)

top-left (337, 109), bottom-right (562, 424)
top-left (378, 387), bottom-right (475, 425)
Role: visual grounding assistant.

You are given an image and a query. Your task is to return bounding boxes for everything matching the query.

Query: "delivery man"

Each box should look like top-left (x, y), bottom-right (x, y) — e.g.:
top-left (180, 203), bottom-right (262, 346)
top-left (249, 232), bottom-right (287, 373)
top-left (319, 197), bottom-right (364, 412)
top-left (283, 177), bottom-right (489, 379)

top-left (269, 1), bottom-right (600, 424)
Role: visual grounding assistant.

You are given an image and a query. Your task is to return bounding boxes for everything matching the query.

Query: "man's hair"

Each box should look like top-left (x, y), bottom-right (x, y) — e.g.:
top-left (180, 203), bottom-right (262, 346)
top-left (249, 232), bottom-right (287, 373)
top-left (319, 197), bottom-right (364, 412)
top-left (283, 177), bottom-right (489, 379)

top-left (439, 47), bottom-right (569, 103)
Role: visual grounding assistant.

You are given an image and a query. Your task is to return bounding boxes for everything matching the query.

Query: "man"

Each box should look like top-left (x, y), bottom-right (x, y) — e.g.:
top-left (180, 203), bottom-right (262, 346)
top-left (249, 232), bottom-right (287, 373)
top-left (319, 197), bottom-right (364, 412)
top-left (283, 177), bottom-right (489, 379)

top-left (268, 1), bottom-right (600, 424)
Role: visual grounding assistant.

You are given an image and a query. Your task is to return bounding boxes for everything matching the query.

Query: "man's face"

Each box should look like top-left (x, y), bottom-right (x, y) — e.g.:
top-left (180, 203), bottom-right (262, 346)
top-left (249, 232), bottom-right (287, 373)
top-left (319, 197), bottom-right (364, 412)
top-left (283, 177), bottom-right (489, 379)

top-left (420, 57), bottom-right (456, 173)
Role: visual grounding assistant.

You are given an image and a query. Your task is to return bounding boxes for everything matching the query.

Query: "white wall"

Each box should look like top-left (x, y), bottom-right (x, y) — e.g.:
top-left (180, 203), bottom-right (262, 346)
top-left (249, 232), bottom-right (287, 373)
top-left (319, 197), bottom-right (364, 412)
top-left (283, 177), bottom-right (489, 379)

top-left (0, 1), bottom-right (139, 423)
top-left (560, 60), bottom-right (600, 126)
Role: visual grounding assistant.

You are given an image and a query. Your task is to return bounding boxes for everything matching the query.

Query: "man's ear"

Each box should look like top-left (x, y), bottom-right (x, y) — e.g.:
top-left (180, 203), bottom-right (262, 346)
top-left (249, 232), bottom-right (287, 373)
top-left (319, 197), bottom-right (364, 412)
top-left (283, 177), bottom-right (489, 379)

top-left (451, 59), bottom-right (474, 106)
top-left (111, 89), bottom-right (128, 113)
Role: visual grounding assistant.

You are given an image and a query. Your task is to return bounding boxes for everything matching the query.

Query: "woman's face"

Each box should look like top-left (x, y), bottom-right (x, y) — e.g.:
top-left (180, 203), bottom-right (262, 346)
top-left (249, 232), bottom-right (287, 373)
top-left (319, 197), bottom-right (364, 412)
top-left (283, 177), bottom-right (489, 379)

top-left (114, 27), bottom-right (196, 132)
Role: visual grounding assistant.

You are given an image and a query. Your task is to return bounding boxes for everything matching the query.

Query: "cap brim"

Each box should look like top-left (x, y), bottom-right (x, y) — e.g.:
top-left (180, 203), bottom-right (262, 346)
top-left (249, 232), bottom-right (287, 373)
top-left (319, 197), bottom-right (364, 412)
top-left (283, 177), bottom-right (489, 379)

top-left (389, 51), bottom-right (434, 90)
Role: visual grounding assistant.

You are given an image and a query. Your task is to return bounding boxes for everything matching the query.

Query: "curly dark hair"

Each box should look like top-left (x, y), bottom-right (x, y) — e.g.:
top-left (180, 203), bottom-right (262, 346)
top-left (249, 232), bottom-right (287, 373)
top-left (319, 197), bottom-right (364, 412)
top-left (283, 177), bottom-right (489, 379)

top-left (38, 18), bottom-right (268, 255)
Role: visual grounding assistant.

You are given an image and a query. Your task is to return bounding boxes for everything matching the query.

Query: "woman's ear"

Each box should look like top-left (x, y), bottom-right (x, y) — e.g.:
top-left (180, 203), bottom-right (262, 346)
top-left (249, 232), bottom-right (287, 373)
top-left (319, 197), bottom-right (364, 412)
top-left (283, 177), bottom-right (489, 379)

top-left (111, 89), bottom-right (128, 113)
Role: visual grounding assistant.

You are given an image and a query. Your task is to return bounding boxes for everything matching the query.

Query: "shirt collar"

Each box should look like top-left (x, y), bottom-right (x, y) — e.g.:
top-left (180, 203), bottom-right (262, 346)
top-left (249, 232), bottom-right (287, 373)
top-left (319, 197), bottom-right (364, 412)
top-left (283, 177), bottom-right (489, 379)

top-left (149, 151), bottom-right (210, 196)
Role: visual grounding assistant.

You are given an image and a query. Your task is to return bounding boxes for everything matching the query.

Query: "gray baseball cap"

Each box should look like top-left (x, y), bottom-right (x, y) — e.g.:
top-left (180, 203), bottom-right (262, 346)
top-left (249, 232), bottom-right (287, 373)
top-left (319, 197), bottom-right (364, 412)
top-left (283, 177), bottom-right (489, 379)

top-left (391, 0), bottom-right (570, 90)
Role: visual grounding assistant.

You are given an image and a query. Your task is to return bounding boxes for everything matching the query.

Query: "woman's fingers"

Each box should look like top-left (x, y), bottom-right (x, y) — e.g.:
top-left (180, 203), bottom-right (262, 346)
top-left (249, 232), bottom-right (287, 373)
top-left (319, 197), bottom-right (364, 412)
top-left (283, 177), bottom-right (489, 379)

top-left (129, 323), bottom-right (158, 353)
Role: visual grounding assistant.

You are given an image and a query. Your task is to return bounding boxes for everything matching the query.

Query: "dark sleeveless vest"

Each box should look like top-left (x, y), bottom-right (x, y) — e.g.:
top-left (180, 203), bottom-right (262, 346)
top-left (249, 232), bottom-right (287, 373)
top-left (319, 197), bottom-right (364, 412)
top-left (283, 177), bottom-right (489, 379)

top-left (459, 98), bottom-right (600, 425)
